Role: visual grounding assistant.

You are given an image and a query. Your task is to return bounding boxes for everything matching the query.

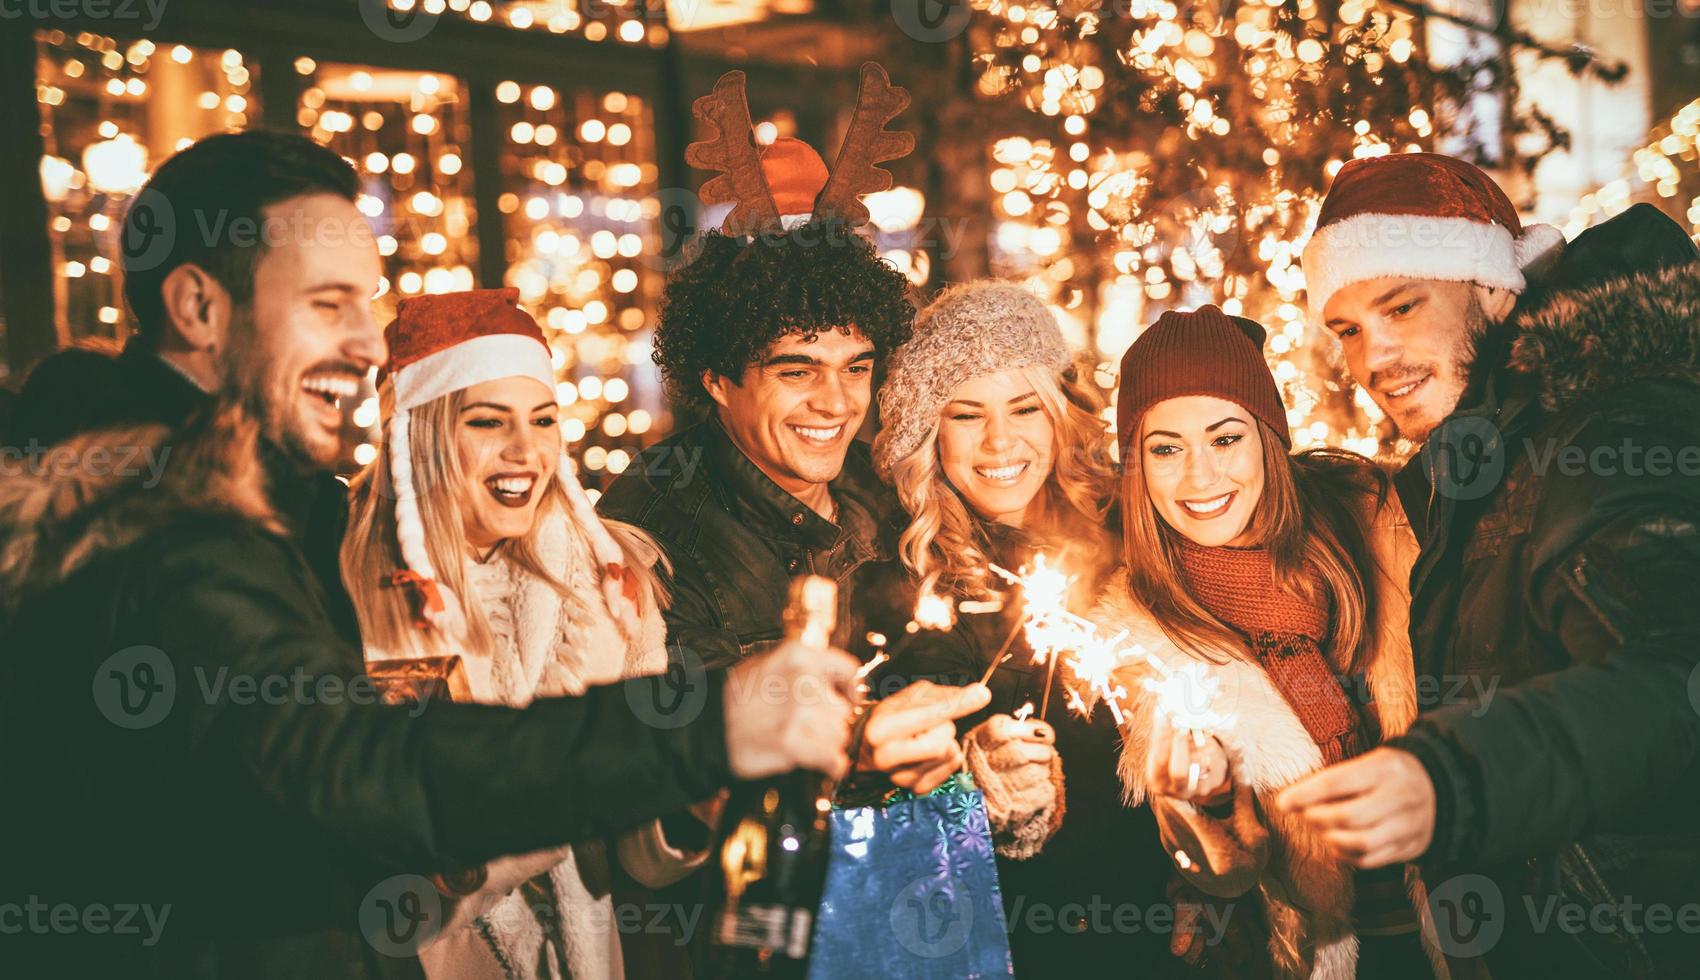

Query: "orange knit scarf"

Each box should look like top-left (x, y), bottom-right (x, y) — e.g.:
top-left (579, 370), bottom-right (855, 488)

top-left (1174, 538), bottom-right (1363, 765)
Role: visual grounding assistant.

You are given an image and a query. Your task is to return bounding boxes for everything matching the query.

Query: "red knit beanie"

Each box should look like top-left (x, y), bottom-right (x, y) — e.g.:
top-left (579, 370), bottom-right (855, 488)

top-left (1116, 305), bottom-right (1289, 455)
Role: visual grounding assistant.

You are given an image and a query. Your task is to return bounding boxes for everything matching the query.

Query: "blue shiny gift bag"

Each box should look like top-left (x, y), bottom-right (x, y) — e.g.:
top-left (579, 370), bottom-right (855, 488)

top-left (809, 773), bottom-right (1014, 979)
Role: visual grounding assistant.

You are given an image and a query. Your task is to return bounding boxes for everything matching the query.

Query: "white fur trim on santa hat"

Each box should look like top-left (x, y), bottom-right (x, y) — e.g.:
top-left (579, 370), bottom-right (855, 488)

top-left (556, 452), bottom-right (644, 641)
top-left (393, 333), bottom-right (555, 411)
top-left (1303, 212), bottom-right (1565, 320)
top-left (389, 406), bottom-right (469, 641)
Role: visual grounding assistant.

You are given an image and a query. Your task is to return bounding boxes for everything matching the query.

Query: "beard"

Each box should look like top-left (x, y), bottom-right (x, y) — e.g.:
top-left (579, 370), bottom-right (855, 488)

top-left (1380, 291), bottom-right (1492, 443)
top-left (219, 308), bottom-right (324, 468)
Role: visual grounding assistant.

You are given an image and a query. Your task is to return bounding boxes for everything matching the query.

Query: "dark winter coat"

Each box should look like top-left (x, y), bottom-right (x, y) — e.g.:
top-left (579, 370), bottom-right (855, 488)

top-left (2, 340), bottom-right (360, 640)
top-left (596, 417), bottom-right (912, 668)
top-left (885, 517), bottom-right (1179, 978)
top-left (0, 406), bottom-right (734, 980)
top-left (1387, 221), bottom-right (1700, 979)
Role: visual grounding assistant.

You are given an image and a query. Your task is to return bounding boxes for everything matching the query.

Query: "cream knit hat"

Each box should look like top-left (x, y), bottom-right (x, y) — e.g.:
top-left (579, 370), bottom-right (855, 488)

top-left (873, 280), bottom-right (1070, 480)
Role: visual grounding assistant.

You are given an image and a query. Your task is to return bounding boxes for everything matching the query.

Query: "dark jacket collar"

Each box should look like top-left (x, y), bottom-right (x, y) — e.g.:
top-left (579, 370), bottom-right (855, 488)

top-left (118, 339), bottom-right (212, 429)
top-left (699, 416), bottom-right (895, 561)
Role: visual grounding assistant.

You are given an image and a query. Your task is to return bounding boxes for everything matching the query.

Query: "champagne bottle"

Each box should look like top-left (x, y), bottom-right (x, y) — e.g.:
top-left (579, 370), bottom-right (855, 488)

top-left (700, 575), bottom-right (838, 978)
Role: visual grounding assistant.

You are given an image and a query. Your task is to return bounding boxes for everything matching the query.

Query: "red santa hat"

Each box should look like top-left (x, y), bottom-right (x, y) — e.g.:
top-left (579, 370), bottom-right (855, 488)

top-left (1301, 153), bottom-right (1565, 320)
top-left (380, 288), bottom-right (642, 643)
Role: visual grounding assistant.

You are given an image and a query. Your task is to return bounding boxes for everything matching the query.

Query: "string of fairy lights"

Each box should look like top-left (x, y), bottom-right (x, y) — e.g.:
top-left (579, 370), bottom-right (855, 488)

top-left (1561, 96), bottom-right (1700, 241)
top-left (969, 0), bottom-right (1457, 460)
top-left (33, 31), bottom-right (671, 488)
top-left (28, 12), bottom-right (1699, 474)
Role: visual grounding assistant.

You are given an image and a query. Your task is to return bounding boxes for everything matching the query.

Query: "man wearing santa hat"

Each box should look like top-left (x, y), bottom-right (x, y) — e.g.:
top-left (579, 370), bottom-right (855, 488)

top-left (1280, 152), bottom-right (1700, 978)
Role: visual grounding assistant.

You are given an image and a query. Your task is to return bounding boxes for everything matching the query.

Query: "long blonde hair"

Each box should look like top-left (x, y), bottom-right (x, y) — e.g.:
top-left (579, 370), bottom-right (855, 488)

top-left (1119, 417), bottom-right (1386, 672)
top-left (341, 383), bottom-right (666, 662)
top-left (890, 361), bottom-right (1116, 601)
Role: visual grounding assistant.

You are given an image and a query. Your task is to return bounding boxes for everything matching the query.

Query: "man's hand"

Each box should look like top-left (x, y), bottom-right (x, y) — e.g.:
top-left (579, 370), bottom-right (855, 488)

top-left (1275, 746), bottom-right (1436, 868)
top-left (859, 681), bottom-right (991, 795)
top-left (723, 639), bottom-right (858, 781)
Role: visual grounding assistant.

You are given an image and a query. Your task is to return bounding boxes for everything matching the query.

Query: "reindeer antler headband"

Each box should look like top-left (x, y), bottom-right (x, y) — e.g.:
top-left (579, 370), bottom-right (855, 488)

top-left (685, 62), bottom-right (916, 236)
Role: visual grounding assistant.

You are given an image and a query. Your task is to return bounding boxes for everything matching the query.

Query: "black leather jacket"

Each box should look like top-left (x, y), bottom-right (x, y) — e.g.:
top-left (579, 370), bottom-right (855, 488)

top-left (1388, 215), bottom-right (1700, 979)
top-left (598, 417), bottom-right (912, 669)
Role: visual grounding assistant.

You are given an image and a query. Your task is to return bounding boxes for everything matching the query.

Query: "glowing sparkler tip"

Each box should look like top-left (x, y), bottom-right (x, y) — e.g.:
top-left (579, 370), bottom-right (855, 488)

top-left (912, 589), bottom-right (956, 631)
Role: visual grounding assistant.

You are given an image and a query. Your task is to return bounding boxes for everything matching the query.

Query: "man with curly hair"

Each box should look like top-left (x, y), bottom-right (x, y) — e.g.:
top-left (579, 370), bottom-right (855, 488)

top-left (600, 88), bottom-right (991, 805)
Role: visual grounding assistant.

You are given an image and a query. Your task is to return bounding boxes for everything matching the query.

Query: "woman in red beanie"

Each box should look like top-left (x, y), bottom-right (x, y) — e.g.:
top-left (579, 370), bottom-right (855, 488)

top-left (1091, 305), bottom-right (1442, 980)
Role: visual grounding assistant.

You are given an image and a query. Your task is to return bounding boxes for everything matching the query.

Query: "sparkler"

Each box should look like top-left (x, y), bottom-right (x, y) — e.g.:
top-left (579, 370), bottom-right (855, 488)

top-left (986, 553), bottom-right (1236, 742)
top-left (909, 589), bottom-right (956, 633)
top-left (1140, 659), bottom-right (1237, 744)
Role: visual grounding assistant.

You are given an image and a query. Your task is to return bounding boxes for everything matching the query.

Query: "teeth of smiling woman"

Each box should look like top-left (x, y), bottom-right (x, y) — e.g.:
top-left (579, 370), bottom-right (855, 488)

top-left (976, 462), bottom-right (1028, 482)
top-left (489, 477), bottom-right (534, 495)
top-left (1182, 494), bottom-right (1232, 515)
top-left (791, 425), bottom-right (842, 443)
top-left (301, 374), bottom-right (360, 402)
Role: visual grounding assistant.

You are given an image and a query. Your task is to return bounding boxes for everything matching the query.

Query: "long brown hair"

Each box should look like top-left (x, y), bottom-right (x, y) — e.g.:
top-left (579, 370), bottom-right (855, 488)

top-left (341, 384), bottom-right (666, 661)
top-left (1120, 416), bottom-right (1388, 672)
top-left (892, 361), bottom-right (1116, 601)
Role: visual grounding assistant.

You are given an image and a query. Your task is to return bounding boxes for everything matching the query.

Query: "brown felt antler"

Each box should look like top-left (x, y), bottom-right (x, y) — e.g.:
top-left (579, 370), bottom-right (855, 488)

top-left (684, 70), bottom-right (783, 237)
top-left (814, 62), bottom-right (916, 228)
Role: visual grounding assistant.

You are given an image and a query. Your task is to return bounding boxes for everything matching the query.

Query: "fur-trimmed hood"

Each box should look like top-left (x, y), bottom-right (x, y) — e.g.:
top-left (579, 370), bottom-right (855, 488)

top-left (1511, 260), bottom-right (1700, 413)
top-left (0, 408), bottom-right (279, 615)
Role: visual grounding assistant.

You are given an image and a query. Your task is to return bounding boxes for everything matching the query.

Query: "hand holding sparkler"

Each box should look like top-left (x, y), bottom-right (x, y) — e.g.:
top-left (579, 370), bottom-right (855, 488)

top-left (1145, 714), bottom-right (1231, 805)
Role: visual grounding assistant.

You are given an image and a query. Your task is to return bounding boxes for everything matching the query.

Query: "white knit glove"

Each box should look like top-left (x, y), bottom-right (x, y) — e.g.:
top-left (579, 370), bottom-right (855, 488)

top-left (963, 714), bottom-right (1065, 860)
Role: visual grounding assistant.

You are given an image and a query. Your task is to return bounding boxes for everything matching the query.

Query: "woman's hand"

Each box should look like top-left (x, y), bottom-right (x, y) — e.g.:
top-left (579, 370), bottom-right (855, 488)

top-left (963, 714), bottom-right (1065, 859)
top-left (1145, 715), bottom-right (1231, 805)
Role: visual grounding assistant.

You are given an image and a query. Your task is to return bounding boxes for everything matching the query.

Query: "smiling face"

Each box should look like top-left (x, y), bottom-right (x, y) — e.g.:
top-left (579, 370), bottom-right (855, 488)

top-left (230, 193), bottom-right (386, 467)
top-left (452, 376), bottom-right (561, 553)
top-left (1140, 394), bottom-right (1265, 547)
top-left (936, 368), bottom-right (1056, 527)
top-left (703, 328), bottom-right (875, 500)
top-left (1322, 277), bottom-right (1490, 442)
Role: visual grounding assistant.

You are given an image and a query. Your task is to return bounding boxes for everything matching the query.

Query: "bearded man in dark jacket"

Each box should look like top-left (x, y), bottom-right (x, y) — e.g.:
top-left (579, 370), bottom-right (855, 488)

top-left (1279, 153), bottom-right (1700, 979)
top-left (0, 131), bottom-right (857, 980)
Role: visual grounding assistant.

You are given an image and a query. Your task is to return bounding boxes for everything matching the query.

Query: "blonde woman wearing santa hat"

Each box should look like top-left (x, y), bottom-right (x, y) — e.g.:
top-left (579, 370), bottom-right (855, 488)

top-left (1089, 304), bottom-right (1444, 980)
top-left (341, 288), bottom-right (705, 980)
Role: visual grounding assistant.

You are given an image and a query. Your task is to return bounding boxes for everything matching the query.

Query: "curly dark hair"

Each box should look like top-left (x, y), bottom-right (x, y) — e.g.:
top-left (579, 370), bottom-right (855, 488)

top-left (653, 218), bottom-right (916, 410)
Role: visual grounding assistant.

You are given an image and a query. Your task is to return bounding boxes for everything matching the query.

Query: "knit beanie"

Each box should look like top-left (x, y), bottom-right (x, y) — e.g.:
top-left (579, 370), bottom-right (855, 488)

top-left (1302, 152), bottom-right (1565, 320)
top-left (1115, 305), bottom-right (1288, 456)
top-left (379, 288), bottom-right (642, 644)
top-left (874, 280), bottom-right (1070, 479)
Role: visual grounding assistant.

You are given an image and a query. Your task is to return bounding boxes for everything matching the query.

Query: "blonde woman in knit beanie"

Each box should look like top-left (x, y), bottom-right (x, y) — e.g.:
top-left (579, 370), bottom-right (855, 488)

top-left (341, 289), bottom-right (713, 980)
top-left (1090, 304), bottom-right (1444, 980)
top-left (873, 279), bottom-right (1178, 976)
